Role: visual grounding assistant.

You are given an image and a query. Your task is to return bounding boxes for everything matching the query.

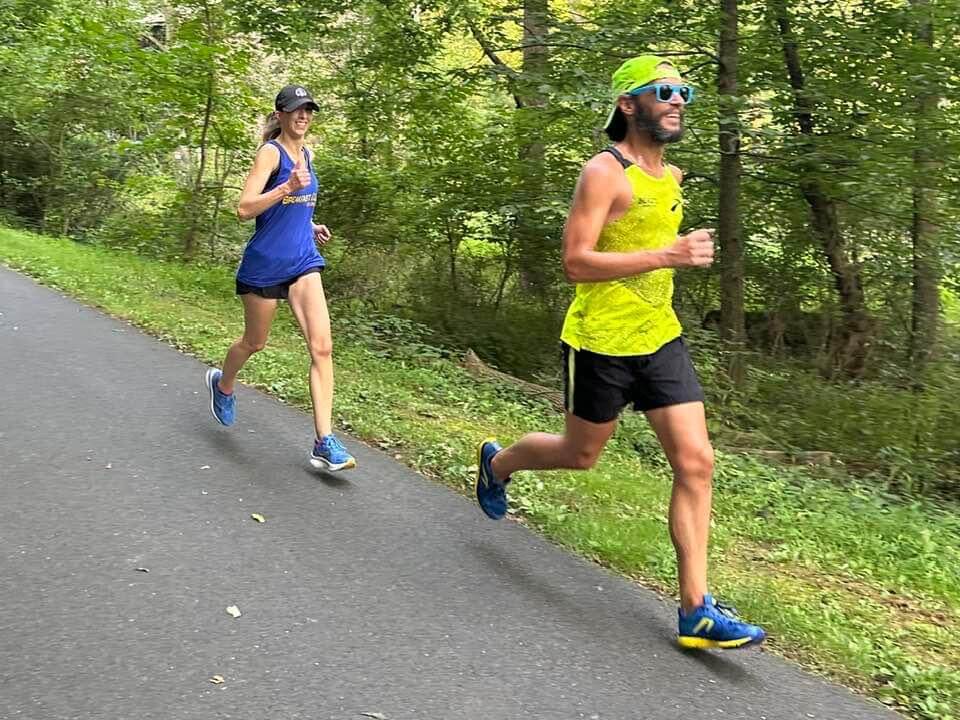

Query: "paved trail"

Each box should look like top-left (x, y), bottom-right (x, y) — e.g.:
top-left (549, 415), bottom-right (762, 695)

top-left (0, 266), bottom-right (895, 720)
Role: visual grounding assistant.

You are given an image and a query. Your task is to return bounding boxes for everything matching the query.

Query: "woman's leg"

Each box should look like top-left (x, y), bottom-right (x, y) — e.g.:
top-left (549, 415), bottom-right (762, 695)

top-left (286, 272), bottom-right (333, 438)
top-left (219, 292), bottom-right (278, 394)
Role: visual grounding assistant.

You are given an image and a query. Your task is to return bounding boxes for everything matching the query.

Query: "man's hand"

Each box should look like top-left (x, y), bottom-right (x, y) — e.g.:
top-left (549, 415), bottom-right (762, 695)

top-left (664, 229), bottom-right (715, 268)
top-left (313, 223), bottom-right (332, 246)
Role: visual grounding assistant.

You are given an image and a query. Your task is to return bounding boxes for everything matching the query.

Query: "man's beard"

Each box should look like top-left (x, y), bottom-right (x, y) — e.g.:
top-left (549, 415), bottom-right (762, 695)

top-left (634, 102), bottom-right (684, 144)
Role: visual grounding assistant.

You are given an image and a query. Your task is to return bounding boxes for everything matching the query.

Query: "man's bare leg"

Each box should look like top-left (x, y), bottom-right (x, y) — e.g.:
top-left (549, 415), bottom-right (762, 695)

top-left (645, 401), bottom-right (713, 614)
top-left (491, 412), bottom-right (618, 480)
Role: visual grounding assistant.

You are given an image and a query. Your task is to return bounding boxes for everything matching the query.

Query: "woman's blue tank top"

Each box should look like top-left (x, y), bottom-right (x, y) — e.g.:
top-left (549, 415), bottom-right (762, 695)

top-left (236, 140), bottom-right (325, 287)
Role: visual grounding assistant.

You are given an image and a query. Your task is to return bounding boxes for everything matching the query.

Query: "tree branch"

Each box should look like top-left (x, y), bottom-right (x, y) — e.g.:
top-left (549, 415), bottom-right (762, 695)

top-left (139, 32), bottom-right (166, 51)
top-left (465, 17), bottom-right (523, 109)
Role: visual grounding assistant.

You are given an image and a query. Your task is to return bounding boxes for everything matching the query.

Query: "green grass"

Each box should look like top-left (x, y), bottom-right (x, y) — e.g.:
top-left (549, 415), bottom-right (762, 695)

top-left (2, 227), bottom-right (959, 720)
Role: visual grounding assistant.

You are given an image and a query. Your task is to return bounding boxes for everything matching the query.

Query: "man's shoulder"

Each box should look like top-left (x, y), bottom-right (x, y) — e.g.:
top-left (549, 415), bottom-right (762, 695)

top-left (582, 150), bottom-right (626, 181)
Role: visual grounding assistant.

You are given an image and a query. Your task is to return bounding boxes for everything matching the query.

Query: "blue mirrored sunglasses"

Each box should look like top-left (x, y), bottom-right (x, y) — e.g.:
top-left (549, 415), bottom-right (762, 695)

top-left (629, 83), bottom-right (695, 104)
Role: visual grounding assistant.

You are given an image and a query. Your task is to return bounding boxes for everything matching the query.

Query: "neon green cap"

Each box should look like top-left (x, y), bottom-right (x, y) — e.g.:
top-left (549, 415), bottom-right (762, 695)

top-left (604, 55), bottom-right (680, 129)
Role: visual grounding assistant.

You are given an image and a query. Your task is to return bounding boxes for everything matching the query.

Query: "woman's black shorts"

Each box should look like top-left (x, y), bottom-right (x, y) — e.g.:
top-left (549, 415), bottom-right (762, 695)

top-left (235, 267), bottom-right (323, 300)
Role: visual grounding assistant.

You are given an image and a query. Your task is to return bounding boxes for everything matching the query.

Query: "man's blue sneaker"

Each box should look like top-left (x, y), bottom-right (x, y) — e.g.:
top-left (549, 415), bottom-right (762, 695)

top-left (476, 438), bottom-right (511, 520)
top-left (205, 368), bottom-right (236, 426)
top-left (677, 594), bottom-right (766, 649)
top-left (310, 434), bottom-right (357, 472)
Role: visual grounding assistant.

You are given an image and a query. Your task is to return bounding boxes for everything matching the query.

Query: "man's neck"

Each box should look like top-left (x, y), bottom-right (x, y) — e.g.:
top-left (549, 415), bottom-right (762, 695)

top-left (617, 131), bottom-right (666, 172)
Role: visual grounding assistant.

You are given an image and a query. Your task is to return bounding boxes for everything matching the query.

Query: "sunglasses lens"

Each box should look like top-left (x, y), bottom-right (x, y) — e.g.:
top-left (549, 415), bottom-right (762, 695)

top-left (678, 86), bottom-right (691, 102)
top-left (657, 85), bottom-right (673, 101)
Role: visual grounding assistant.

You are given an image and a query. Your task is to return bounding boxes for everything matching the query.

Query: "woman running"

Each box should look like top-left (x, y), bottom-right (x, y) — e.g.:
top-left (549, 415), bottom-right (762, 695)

top-left (204, 84), bottom-right (355, 472)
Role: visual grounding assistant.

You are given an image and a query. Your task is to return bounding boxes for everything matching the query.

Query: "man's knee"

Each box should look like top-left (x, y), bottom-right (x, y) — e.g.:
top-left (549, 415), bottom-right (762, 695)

top-left (240, 336), bottom-right (268, 354)
top-left (568, 445), bottom-right (602, 470)
top-left (675, 443), bottom-right (715, 485)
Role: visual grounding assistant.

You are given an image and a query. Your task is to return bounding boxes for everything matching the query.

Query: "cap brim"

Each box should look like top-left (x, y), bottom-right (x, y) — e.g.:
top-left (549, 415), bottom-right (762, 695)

top-left (604, 100), bottom-right (625, 130)
top-left (279, 98), bottom-right (319, 112)
top-left (603, 103), bottom-right (617, 130)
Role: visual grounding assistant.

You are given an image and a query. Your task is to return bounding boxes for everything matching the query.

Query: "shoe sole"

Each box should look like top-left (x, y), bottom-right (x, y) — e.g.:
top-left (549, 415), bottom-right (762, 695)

top-left (677, 634), bottom-right (764, 650)
top-left (205, 368), bottom-right (229, 426)
top-left (309, 454), bottom-right (357, 472)
top-left (476, 437), bottom-right (505, 520)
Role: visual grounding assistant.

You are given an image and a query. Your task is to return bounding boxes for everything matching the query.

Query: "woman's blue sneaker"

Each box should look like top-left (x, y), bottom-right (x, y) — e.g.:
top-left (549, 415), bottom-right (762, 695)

top-left (677, 594), bottom-right (766, 649)
top-left (310, 434), bottom-right (357, 472)
top-left (205, 368), bottom-right (236, 426)
top-left (476, 438), bottom-right (511, 520)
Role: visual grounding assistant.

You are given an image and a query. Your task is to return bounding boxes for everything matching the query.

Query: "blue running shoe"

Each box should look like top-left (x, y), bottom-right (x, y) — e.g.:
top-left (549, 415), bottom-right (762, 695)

top-left (205, 368), bottom-right (236, 426)
top-left (310, 434), bottom-right (357, 472)
top-left (476, 438), bottom-right (511, 520)
top-left (677, 594), bottom-right (766, 649)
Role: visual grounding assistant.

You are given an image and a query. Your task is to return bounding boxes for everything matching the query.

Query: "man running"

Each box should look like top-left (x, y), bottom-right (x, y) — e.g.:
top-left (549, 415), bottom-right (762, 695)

top-left (476, 56), bottom-right (765, 650)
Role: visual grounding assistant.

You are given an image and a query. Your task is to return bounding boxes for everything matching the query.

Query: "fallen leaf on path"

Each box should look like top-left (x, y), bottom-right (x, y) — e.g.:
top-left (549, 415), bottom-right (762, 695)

top-left (226, 605), bottom-right (242, 618)
top-left (250, 513), bottom-right (265, 523)
top-left (134, 567), bottom-right (149, 573)
top-left (360, 713), bottom-right (387, 719)
top-left (208, 675), bottom-right (224, 685)
top-left (200, 465), bottom-right (211, 470)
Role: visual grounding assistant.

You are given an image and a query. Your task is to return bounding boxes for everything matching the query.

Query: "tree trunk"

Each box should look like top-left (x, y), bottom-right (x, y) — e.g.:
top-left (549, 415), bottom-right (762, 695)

top-left (717, 0), bottom-right (746, 385)
top-left (514, 0), bottom-right (551, 296)
top-left (208, 149), bottom-right (233, 262)
top-left (183, 0), bottom-right (216, 258)
top-left (909, 0), bottom-right (941, 373)
top-left (40, 126), bottom-right (65, 235)
top-left (772, 0), bottom-right (872, 377)
top-left (183, 71), bottom-right (213, 258)
top-left (443, 217), bottom-right (460, 294)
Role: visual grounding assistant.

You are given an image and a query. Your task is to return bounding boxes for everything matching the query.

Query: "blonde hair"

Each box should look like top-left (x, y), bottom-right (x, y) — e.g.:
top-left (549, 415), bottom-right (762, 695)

top-left (261, 111), bottom-right (281, 144)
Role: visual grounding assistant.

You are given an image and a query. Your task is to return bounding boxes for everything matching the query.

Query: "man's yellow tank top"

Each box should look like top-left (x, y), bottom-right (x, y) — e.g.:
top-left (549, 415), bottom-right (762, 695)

top-left (560, 153), bottom-right (684, 356)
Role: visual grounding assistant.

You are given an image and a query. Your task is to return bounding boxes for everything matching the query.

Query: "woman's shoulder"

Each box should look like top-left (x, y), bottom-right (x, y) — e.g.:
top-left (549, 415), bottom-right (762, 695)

top-left (257, 141), bottom-right (282, 158)
top-left (251, 141), bottom-right (282, 174)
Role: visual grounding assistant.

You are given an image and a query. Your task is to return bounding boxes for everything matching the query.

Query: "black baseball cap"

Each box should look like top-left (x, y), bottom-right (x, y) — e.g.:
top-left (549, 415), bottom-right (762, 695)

top-left (275, 85), bottom-right (319, 112)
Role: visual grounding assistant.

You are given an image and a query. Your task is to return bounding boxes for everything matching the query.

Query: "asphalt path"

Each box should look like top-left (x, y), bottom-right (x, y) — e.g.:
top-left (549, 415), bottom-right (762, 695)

top-left (0, 266), bottom-right (897, 720)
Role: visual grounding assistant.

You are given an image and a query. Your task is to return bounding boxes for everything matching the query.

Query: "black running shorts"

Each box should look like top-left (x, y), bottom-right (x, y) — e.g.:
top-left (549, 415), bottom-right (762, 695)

top-left (561, 337), bottom-right (705, 424)
top-left (235, 267), bottom-right (323, 300)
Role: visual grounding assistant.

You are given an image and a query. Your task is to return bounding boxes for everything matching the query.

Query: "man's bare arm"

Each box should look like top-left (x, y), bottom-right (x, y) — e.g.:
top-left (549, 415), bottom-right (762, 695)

top-left (562, 158), bottom-right (713, 284)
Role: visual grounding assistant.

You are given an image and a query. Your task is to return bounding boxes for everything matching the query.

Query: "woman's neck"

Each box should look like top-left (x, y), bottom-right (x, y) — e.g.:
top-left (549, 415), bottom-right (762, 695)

top-left (278, 133), bottom-right (304, 158)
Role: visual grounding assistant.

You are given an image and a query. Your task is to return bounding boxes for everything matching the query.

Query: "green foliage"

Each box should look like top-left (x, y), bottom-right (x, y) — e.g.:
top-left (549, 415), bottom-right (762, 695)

top-left (699, 349), bottom-right (960, 498)
top-left (2, 0), bottom-right (957, 369)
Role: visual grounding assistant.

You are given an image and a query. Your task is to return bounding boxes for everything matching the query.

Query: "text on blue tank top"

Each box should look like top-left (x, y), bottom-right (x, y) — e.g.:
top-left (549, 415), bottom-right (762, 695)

top-left (236, 140), bottom-right (325, 287)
